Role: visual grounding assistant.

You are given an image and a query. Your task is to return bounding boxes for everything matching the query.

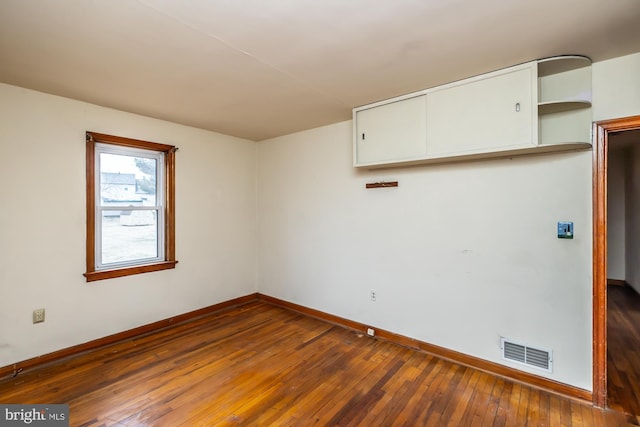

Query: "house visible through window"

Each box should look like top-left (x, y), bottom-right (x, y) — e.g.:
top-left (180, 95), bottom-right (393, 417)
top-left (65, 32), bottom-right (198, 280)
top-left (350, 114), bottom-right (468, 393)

top-left (84, 132), bottom-right (177, 282)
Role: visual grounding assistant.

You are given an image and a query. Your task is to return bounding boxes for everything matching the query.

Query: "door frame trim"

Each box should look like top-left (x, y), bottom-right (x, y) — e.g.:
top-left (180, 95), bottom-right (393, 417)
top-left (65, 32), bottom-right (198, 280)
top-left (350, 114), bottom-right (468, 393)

top-left (592, 115), bottom-right (640, 407)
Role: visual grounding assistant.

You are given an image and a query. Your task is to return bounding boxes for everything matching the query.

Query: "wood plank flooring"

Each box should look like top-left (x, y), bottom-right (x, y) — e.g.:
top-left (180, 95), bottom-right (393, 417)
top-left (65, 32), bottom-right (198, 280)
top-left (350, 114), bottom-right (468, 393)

top-left (0, 301), bottom-right (636, 426)
top-left (608, 285), bottom-right (640, 417)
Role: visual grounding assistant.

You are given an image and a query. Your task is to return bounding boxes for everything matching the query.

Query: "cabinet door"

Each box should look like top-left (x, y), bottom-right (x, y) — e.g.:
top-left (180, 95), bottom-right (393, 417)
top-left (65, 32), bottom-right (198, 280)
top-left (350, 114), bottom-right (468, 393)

top-left (354, 94), bottom-right (427, 165)
top-left (426, 65), bottom-right (536, 156)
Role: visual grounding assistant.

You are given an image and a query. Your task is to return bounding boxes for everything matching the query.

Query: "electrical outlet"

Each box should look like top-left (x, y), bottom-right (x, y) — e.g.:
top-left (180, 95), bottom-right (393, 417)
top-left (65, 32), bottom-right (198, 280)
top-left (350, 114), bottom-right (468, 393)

top-left (370, 290), bottom-right (376, 302)
top-left (33, 308), bottom-right (45, 324)
top-left (367, 328), bottom-right (375, 337)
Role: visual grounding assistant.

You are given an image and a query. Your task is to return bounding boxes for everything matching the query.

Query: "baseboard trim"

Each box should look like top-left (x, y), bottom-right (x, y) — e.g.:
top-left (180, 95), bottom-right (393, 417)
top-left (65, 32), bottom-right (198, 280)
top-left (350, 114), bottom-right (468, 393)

top-left (0, 293), bottom-right (259, 380)
top-left (607, 279), bottom-right (628, 287)
top-left (2, 291), bottom-right (592, 403)
top-left (257, 293), bottom-right (592, 403)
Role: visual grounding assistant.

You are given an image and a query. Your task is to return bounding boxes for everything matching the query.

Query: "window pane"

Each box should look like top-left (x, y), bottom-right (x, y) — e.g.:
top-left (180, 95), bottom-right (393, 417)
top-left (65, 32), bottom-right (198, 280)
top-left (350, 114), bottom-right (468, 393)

top-left (100, 153), bottom-right (157, 207)
top-left (101, 210), bottom-right (158, 265)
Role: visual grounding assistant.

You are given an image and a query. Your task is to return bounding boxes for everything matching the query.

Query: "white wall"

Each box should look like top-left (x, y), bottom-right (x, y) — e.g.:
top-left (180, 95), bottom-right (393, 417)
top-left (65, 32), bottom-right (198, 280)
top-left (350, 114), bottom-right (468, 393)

top-left (593, 52), bottom-right (640, 122)
top-left (257, 121), bottom-right (593, 388)
top-left (607, 148), bottom-right (626, 280)
top-left (626, 146), bottom-right (640, 293)
top-left (2, 51), bottom-right (639, 388)
top-left (0, 83), bottom-right (257, 367)
top-left (257, 52), bottom-right (640, 391)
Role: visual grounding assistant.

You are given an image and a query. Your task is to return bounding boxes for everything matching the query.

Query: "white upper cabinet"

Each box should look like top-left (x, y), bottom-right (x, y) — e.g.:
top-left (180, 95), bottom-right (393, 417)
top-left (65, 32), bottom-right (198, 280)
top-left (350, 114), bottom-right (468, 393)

top-left (354, 94), bottom-right (427, 166)
top-left (426, 63), bottom-right (537, 157)
top-left (353, 55), bottom-right (592, 168)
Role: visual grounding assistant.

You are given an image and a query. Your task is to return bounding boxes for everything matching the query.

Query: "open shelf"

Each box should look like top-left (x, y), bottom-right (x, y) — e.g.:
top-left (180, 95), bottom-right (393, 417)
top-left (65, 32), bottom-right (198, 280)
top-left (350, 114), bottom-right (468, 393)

top-left (538, 100), bottom-right (592, 115)
top-left (538, 55), bottom-right (591, 77)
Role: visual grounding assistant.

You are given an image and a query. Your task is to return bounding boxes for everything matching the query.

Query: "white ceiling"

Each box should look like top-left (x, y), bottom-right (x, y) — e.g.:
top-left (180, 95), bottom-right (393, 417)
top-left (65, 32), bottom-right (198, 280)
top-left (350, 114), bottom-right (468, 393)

top-left (1, 1), bottom-right (640, 141)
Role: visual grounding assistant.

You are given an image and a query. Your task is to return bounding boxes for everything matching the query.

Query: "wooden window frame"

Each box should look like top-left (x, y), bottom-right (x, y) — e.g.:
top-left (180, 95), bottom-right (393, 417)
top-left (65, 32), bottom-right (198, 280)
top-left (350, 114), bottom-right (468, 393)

top-left (84, 131), bottom-right (177, 282)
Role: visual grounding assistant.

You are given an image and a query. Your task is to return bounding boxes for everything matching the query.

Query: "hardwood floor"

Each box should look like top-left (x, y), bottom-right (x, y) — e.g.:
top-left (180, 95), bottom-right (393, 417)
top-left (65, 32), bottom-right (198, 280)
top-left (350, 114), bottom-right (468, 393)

top-left (608, 285), bottom-right (640, 418)
top-left (0, 301), bottom-right (636, 426)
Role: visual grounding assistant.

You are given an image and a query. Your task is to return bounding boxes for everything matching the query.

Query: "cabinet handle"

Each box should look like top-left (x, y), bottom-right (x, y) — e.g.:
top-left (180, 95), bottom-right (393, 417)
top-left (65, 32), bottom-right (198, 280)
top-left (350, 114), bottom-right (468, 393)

top-left (515, 102), bottom-right (520, 112)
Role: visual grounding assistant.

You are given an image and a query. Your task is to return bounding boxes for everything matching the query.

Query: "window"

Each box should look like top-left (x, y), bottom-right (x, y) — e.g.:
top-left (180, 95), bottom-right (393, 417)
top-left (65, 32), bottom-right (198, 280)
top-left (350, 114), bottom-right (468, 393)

top-left (84, 131), bottom-right (177, 282)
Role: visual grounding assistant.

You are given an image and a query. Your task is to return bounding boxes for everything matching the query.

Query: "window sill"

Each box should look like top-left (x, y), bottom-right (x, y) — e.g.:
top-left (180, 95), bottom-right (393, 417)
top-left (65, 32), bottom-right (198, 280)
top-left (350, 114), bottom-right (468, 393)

top-left (84, 260), bottom-right (178, 282)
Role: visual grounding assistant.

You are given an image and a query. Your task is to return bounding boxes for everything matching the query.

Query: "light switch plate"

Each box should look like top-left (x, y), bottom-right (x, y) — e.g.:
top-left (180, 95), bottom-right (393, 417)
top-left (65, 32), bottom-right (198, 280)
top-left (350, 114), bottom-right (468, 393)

top-left (557, 222), bottom-right (574, 239)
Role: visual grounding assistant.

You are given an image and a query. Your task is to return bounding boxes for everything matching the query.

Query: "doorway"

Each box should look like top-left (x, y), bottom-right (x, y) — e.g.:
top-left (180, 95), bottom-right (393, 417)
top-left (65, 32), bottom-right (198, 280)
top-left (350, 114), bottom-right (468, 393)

top-left (592, 115), bottom-right (640, 409)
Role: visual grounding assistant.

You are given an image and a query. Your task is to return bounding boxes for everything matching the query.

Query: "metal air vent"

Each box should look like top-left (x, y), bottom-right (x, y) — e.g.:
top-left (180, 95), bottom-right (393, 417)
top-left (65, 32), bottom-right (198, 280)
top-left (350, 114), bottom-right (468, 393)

top-left (501, 337), bottom-right (552, 372)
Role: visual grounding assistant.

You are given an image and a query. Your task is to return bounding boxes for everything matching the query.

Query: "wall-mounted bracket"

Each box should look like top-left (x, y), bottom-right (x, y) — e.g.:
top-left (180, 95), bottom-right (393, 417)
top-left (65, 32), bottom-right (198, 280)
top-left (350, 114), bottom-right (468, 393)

top-left (365, 181), bottom-right (398, 189)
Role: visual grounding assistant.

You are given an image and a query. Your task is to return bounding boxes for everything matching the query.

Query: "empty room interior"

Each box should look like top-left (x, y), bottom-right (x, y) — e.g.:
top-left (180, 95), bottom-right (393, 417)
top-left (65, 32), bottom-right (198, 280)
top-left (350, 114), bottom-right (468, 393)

top-left (1, 1), bottom-right (640, 425)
